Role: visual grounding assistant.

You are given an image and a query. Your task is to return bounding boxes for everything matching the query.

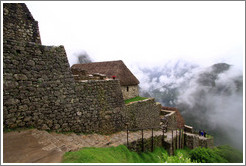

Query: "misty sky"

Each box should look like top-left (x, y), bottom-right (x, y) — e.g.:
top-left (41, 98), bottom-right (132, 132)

top-left (24, 1), bottom-right (245, 69)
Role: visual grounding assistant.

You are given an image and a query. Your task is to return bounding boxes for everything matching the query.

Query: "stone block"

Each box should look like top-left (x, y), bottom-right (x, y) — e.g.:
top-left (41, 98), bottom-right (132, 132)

top-left (14, 74), bottom-right (28, 80)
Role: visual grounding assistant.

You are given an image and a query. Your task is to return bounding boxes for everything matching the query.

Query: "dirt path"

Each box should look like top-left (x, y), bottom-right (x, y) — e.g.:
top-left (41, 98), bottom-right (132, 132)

top-left (3, 128), bottom-right (177, 163)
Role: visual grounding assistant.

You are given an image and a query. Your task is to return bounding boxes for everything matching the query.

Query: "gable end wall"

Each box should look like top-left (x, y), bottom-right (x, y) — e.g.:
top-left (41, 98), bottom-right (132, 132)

top-left (121, 85), bottom-right (139, 100)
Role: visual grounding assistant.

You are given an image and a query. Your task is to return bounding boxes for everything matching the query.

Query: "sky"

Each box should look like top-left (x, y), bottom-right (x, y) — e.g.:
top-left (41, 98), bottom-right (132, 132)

top-left (24, 1), bottom-right (245, 69)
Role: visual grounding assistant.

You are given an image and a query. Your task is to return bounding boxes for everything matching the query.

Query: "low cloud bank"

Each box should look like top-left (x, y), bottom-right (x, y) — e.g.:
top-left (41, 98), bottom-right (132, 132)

top-left (131, 60), bottom-right (243, 151)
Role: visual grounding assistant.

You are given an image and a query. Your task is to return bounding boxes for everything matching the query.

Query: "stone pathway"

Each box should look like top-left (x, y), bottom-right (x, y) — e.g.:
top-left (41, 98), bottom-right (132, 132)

top-left (30, 129), bottom-right (173, 152)
top-left (4, 128), bottom-right (175, 163)
top-left (4, 128), bottom-right (206, 163)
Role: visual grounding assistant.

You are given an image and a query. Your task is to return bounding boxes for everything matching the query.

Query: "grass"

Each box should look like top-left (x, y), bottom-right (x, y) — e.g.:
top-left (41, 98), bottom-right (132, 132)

top-left (205, 134), bottom-right (213, 139)
top-left (62, 145), bottom-right (196, 163)
top-left (62, 145), bottom-right (166, 163)
top-left (124, 96), bottom-right (148, 104)
top-left (62, 145), bottom-right (243, 163)
top-left (3, 126), bottom-right (35, 133)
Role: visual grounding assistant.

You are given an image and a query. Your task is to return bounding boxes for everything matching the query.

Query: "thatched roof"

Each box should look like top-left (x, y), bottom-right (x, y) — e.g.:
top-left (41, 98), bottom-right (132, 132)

top-left (71, 60), bottom-right (140, 86)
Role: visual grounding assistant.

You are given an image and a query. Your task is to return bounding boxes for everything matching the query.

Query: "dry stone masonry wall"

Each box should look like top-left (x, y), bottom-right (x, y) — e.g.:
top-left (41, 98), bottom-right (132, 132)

top-left (164, 110), bottom-right (177, 130)
top-left (3, 40), bottom-right (80, 132)
top-left (184, 133), bottom-right (214, 149)
top-left (3, 3), bottom-right (41, 44)
top-left (121, 85), bottom-right (139, 100)
top-left (75, 80), bottom-right (126, 134)
top-left (3, 39), bottom-right (126, 134)
top-left (3, 3), bottom-right (129, 134)
top-left (126, 135), bottom-right (164, 153)
top-left (125, 98), bottom-right (161, 129)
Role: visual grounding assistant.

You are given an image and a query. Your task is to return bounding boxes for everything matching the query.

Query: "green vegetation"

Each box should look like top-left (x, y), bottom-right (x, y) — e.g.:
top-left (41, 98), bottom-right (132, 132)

top-left (189, 145), bottom-right (243, 163)
top-left (3, 126), bottom-right (35, 133)
top-left (205, 134), bottom-right (213, 139)
top-left (62, 145), bottom-right (165, 163)
top-left (189, 146), bottom-right (227, 163)
top-left (62, 145), bottom-right (243, 163)
top-left (124, 96), bottom-right (148, 104)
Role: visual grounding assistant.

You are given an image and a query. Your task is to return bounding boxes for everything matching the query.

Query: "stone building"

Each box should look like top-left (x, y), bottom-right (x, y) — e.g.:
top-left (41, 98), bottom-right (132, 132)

top-left (3, 3), bottom-right (127, 134)
top-left (3, 3), bottom-right (41, 44)
top-left (71, 60), bottom-right (140, 100)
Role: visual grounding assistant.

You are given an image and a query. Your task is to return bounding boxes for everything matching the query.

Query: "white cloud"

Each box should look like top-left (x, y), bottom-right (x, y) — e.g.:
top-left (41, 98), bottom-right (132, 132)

top-left (25, 1), bottom-right (244, 69)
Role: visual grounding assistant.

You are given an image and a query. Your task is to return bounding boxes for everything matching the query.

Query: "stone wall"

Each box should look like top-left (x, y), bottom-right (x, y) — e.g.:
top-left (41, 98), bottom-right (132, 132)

top-left (3, 40), bottom-right (80, 131)
top-left (160, 110), bottom-right (177, 130)
top-left (126, 135), bottom-right (164, 153)
top-left (3, 39), bottom-right (126, 134)
top-left (161, 106), bottom-right (185, 129)
top-left (165, 110), bottom-right (177, 130)
top-left (3, 3), bottom-right (41, 44)
top-left (125, 98), bottom-right (161, 129)
top-left (184, 133), bottom-right (214, 149)
top-left (121, 85), bottom-right (139, 100)
top-left (126, 132), bottom-right (184, 155)
top-left (3, 3), bottom-right (176, 136)
top-left (75, 80), bottom-right (126, 134)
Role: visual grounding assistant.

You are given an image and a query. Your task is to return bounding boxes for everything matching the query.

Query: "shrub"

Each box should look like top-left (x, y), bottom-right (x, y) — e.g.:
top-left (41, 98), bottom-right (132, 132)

top-left (216, 145), bottom-right (243, 163)
top-left (189, 145), bottom-right (243, 163)
top-left (165, 151), bottom-right (193, 163)
top-left (189, 147), bottom-right (227, 163)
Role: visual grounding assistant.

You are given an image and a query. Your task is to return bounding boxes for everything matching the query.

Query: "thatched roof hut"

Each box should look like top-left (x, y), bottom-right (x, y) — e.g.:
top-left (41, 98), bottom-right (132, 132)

top-left (71, 60), bottom-right (140, 86)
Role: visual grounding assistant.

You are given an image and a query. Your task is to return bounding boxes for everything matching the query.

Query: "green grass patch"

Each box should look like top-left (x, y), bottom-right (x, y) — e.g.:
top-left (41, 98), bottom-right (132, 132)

top-left (62, 145), bottom-right (196, 163)
top-left (124, 96), bottom-right (148, 104)
top-left (62, 145), bottom-right (243, 163)
top-left (62, 145), bottom-right (165, 163)
top-left (63, 145), bottom-right (167, 163)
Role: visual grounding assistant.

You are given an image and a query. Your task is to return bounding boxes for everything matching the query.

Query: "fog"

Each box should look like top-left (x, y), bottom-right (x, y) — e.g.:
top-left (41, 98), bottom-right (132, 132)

top-left (177, 63), bottom-right (243, 150)
top-left (134, 60), bottom-right (243, 151)
top-left (25, 1), bottom-right (245, 70)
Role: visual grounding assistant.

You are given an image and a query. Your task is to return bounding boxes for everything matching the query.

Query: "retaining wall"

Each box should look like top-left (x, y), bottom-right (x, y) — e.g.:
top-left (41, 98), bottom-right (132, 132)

top-left (126, 135), bottom-right (164, 153)
top-left (184, 133), bottom-right (214, 149)
top-left (126, 132), bottom-right (184, 155)
top-left (75, 80), bottom-right (126, 133)
top-left (3, 40), bottom-right (126, 134)
top-left (162, 110), bottom-right (177, 130)
top-left (125, 98), bottom-right (161, 129)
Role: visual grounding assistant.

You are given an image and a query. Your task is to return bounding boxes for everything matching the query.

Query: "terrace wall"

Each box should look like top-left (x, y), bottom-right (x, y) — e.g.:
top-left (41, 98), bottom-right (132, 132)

top-left (125, 98), bottom-right (161, 129)
top-left (3, 40), bottom-right (126, 134)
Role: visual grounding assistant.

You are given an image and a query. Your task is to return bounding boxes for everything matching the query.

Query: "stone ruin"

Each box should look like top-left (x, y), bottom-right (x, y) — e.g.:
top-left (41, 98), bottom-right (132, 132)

top-left (3, 3), bottom-right (213, 151)
top-left (3, 3), bottom-right (160, 134)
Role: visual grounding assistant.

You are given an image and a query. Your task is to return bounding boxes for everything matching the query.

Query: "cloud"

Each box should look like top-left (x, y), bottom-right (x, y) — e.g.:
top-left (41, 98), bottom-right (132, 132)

top-left (134, 60), bottom-right (243, 151)
top-left (26, 1), bottom-right (244, 69)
